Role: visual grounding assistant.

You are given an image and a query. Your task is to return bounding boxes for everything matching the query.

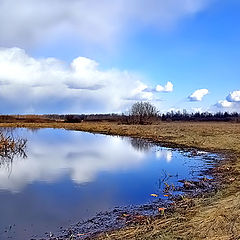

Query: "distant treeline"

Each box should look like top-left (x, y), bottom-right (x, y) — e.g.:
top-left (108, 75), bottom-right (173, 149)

top-left (45, 114), bottom-right (127, 123)
top-left (161, 111), bottom-right (240, 122)
top-left (46, 111), bottom-right (240, 123)
top-left (0, 111), bottom-right (239, 124)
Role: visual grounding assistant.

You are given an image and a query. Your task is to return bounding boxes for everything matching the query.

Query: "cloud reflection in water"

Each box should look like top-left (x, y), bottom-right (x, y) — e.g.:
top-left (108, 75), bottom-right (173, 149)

top-left (0, 129), bottom-right (173, 193)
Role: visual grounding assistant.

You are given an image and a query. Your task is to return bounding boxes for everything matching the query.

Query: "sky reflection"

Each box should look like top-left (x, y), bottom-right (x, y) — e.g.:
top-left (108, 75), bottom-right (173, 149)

top-left (0, 128), bottom-right (208, 240)
top-left (0, 129), bottom-right (172, 193)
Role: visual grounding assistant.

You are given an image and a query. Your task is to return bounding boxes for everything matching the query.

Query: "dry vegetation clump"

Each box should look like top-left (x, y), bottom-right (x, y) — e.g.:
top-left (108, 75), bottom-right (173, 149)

top-left (0, 130), bottom-right (27, 164)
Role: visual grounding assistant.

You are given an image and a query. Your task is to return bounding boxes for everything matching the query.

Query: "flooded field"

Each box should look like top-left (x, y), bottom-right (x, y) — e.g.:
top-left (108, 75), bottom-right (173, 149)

top-left (0, 128), bottom-right (217, 240)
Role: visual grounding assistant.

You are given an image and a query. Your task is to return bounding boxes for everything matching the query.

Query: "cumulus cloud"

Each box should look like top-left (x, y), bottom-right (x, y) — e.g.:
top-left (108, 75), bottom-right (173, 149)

top-left (215, 100), bottom-right (233, 108)
top-left (188, 89), bottom-right (209, 102)
top-left (0, 47), bottom-right (161, 114)
top-left (0, 0), bottom-right (211, 48)
top-left (226, 90), bottom-right (240, 102)
top-left (214, 100), bottom-right (240, 112)
top-left (143, 81), bottom-right (174, 94)
top-left (156, 81), bottom-right (174, 92)
top-left (214, 90), bottom-right (240, 112)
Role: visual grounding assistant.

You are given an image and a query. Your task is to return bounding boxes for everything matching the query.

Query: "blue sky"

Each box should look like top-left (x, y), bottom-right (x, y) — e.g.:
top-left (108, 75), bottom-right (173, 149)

top-left (0, 0), bottom-right (239, 114)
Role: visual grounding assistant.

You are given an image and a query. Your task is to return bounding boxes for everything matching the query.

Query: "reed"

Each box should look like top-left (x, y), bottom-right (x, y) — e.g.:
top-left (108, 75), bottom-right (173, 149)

top-left (0, 130), bottom-right (27, 163)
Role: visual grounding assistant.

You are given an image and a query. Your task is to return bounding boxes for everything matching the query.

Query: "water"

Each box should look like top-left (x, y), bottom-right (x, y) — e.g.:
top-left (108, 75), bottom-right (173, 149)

top-left (0, 128), bottom-right (215, 240)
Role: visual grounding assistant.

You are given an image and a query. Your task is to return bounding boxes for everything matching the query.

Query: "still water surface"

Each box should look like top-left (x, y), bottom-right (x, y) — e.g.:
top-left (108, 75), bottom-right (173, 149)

top-left (0, 128), bottom-right (213, 239)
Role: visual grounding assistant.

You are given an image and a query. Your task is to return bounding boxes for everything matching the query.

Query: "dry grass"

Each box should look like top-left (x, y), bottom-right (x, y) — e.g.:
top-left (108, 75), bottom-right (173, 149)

top-left (0, 121), bottom-right (240, 239)
top-left (0, 129), bottom-right (27, 166)
top-left (0, 115), bottom-right (57, 123)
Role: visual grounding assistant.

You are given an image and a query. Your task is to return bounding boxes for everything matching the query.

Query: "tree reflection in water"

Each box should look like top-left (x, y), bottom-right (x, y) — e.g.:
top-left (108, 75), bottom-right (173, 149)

top-left (130, 138), bottom-right (153, 152)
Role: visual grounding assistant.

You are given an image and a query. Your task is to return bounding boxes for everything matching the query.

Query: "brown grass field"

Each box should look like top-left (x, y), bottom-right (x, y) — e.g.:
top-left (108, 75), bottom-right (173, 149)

top-left (0, 121), bottom-right (240, 240)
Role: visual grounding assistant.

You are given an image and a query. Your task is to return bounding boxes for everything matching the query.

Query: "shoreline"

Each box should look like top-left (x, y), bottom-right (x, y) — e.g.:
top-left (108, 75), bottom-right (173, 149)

top-left (43, 148), bottom-right (222, 240)
top-left (0, 122), bottom-right (240, 239)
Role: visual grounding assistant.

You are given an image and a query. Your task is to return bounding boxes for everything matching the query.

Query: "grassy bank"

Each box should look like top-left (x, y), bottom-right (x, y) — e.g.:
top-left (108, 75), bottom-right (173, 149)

top-left (0, 122), bottom-right (239, 239)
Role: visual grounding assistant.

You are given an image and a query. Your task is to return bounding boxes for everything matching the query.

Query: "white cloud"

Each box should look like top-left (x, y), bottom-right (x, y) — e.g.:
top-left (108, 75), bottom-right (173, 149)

top-left (215, 100), bottom-right (233, 108)
top-left (226, 90), bottom-right (240, 102)
top-left (156, 81), bottom-right (174, 92)
top-left (0, 0), bottom-right (212, 48)
top-left (0, 47), bottom-right (157, 114)
top-left (214, 91), bottom-right (240, 112)
top-left (188, 89), bottom-right (209, 101)
top-left (143, 81), bottom-right (174, 94)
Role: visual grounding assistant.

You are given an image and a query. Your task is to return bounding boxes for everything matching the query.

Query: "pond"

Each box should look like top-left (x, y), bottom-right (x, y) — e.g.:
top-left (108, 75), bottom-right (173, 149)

top-left (0, 128), bottom-right (216, 240)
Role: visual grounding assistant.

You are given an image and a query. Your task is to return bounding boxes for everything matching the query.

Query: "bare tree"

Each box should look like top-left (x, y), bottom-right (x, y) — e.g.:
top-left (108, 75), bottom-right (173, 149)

top-left (129, 101), bottom-right (158, 124)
